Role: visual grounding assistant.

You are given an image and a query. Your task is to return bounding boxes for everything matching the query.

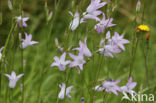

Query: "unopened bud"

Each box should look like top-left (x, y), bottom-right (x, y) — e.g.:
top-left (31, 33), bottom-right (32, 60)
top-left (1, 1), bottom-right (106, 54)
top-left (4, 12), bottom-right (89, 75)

top-left (136, 28), bottom-right (140, 33)
top-left (136, 0), bottom-right (141, 12)
top-left (146, 33), bottom-right (150, 39)
top-left (8, 0), bottom-right (13, 10)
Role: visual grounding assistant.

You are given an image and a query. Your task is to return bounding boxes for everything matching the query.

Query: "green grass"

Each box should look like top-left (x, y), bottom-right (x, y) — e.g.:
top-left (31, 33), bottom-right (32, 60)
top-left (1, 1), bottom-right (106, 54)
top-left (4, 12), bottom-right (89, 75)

top-left (0, 0), bottom-right (156, 103)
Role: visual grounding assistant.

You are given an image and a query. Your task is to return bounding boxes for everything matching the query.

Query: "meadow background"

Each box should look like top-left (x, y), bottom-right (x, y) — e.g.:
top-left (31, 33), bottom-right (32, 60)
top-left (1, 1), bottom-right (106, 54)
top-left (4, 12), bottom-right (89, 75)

top-left (0, 0), bottom-right (156, 103)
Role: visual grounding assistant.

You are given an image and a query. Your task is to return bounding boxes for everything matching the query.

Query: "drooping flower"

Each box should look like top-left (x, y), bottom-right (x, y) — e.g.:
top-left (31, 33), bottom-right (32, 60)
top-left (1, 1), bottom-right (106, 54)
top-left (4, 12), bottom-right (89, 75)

top-left (112, 32), bottom-right (130, 51)
top-left (58, 83), bottom-right (74, 99)
top-left (120, 77), bottom-right (137, 96)
top-left (4, 71), bottom-right (24, 88)
top-left (21, 32), bottom-right (39, 48)
top-left (69, 52), bottom-right (86, 70)
top-left (0, 46), bottom-right (4, 60)
top-left (95, 79), bottom-right (121, 95)
top-left (73, 37), bottom-right (92, 57)
top-left (16, 16), bottom-right (29, 27)
top-left (51, 52), bottom-right (70, 71)
top-left (94, 13), bottom-right (116, 34)
top-left (81, 0), bottom-right (107, 22)
top-left (69, 11), bottom-right (80, 31)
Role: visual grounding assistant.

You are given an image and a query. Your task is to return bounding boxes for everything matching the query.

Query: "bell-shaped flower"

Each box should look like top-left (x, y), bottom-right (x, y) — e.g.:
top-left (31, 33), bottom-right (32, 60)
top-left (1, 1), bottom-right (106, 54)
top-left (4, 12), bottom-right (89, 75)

top-left (69, 11), bottom-right (80, 31)
top-left (4, 71), bottom-right (24, 88)
top-left (69, 52), bottom-right (86, 70)
top-left (16, 16), bottom-right (29, 27)
top-left (120, 77), bottom-right (137, 96)
top-left (112, 32), bottom-right (130, 51)
top-left (73, 37), bottom-right (92, 57)
top-left (58, 83), bottom-right (74, 99)
top-left (51, 52), bottom-right (71, 71)
top-left (81, 0), bottom-right (107, 22)
top-left (0, 46), bottom-right (4, 60)
top-left (21, 32), bottom-right (39, 48)
top-left (99, 31), bottom-right (121, 58)
top-left (95, 13), bottom-right (116, 34)
top-left (95, 79), bottom-right (121, 95)
top-left (87, 0), bottom-right (107, 13)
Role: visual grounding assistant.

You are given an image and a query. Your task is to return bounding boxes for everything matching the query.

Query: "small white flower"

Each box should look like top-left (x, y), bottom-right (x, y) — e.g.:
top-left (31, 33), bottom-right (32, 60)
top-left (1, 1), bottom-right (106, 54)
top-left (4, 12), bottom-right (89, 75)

top-left (58, 83), bottom-right (74, 99)
top-left (4, 71), bottom-right (24, 88)
top-left (21, 32), bottom-right (39, 48)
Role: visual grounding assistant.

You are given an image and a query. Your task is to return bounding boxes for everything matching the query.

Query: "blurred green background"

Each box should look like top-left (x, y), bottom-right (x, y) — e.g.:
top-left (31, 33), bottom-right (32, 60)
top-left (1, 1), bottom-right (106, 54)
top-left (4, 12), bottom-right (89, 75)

top-left (0, 0), bottom-right (156, 103)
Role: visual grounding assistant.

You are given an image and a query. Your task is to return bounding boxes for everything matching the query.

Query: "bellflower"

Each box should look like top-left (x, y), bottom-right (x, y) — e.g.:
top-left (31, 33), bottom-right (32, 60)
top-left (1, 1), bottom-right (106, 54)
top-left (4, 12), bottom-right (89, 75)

top-left (99, 31), bottom-right (121, 58)
top-left (73, 37), bottom-right (92, 57)
top-left (95, 79), bottom-right (121, 95)
top-left (69, 11), bottom-right (80, 31)
top-left (16, 16), bottom-right (29, 27)
top-left (112, 32), bottom-right (130, 51)
top-left (51, 52), bottom-right (70, 71)
top-left (58, 83), bottom-right (74, 99)
top-left (99, 31), bottom-right (130, 57)
top-left (120, 77), bottom-right (137, 95)
top-left (21, 32), bottom-right (39, 48)
top-left (69, 52), bottom-right (86, 70)
top-left (81, 0), bottom-right (107, 22)
top-left (95, 13), bottom-right (116, 33)
top-left (0, 46), bottom-right (4, 60)
top-left (4, 71), bottom-right (24, 88)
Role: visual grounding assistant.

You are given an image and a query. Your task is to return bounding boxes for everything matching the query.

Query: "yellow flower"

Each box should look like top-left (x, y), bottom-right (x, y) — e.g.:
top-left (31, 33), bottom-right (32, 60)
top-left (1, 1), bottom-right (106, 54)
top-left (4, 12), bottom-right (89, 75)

top-left (137, 25), bottom-right (150, 32)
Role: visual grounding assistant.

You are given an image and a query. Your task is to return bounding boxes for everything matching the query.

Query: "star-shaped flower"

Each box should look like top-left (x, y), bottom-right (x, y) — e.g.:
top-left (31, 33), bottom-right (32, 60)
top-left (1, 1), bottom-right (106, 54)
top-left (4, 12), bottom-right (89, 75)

top-left (120, 77), bottom-right (137, 95)
top-left (73, 37), bottom-right (92, 57)
top-left (51, 52), bottom-right (71, 71)
top-left (16, 16), bottom-right (29, 27)
top-left (21, 32), bottom-right (39, 48)
top-left (58, 83), bottom-right (74, 99)
top-left (69, 52), bottom-right (86, 70)
top-left (81, 0), bottom-right (107, 22)
top-left (95, 13), bottom-right (116, 34)
top-left (112, 32), bottom-right (130, 51)
top-left (69, 11), bottom-right (80, 31)
top-left (4, 71), bottom-right (24, 88)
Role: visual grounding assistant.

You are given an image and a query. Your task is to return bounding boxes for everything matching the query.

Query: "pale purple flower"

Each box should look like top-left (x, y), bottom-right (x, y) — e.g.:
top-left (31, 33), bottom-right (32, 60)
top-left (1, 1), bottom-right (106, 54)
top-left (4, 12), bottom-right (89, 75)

top-left (16, 16), bottom-right (29, 27)
top-left (95, 13), bottom-right (116, 34)
top-left (51, 52), bottom-right (70, 71)
top-left (102, 79), bottom-right (121, 95)
top-left (69, 11), bottom-right (80, 31)
top-left (4, 71), bottom-right (24, 88)
top-left (81, 0), bottom-right (107, 22)
top-left (99, 31), bottom-right (121, 58)
top-left (21, 32), bottom-right (39, 48)
top-left (95, 79), bottom-right (121, 95)
top-left (120, 77), bottom-right (137, 95)
top-left (87, 0), bottom-right (107, 13)
top-left (69, 52), bottom-right (86, 70)
top-left (58, 83), bottom-right (74, 99)
top-left (73, 37), bottom-right (92, 57)
top-left (0, 46), bottom-right (4, 60)
top-left (112, 32), bottom-right (130, 51)
top-left (99, 31), bottom-right (130, 57)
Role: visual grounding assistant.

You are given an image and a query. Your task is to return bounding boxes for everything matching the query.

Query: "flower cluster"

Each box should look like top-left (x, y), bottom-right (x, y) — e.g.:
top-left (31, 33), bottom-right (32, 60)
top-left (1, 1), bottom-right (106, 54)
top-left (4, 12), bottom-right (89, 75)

top-left (95, 77), bottom-right (137, 96)
top-left (99, 31), bottom-right (130, 58)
